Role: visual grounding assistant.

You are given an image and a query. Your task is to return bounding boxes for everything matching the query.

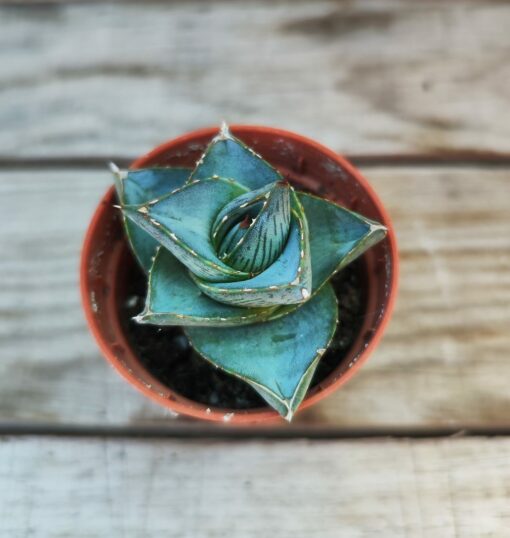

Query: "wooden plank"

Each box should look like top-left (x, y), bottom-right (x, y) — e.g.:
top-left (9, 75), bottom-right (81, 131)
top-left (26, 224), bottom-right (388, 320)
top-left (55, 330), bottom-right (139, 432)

top-left (1, 436), bottom-right (510, 536)
top-left (1, 166), bottom-right (509, 429)
top-left (313, 167), bottom-right (510, 427)
top-left (1, 1), bottom-right (510, 156)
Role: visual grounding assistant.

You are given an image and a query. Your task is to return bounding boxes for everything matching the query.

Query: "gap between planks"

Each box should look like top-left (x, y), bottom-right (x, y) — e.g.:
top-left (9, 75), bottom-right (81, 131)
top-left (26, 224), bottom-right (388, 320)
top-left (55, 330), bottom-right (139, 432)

top-left (2, 423), bottom-right (510, 440)
top-left (2, 153), bottom-right (510, 170)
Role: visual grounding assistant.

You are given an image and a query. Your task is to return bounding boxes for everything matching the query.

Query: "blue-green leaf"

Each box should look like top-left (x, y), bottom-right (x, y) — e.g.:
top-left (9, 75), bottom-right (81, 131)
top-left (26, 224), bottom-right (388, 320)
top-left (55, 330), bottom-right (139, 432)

top-left (261, 192), bottom-right (388, 321)
top-left (222, 181), bottom-right (291, 274)
top-left (112, 165), bottom-right (191, 271)
top-left (190, 190), bottom-right (311, 307)
top-left (136, 248), bottom-right (277, 327)
top-left (186, 283), bottom-right (338, 420)
top-left (121, 167), bottom-right (192, 205)
top-left (189, 123), bottom-right (283, 190)
top-left (123, 177), bottom-right (252, 282)
top-left (298, 192), bottom-right (387, 294)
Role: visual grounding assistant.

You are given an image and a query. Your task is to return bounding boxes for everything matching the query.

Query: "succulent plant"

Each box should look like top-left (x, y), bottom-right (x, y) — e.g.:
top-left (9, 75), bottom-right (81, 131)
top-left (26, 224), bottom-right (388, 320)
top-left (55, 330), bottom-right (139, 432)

top-left (111, 123), bottom-right (387, 420)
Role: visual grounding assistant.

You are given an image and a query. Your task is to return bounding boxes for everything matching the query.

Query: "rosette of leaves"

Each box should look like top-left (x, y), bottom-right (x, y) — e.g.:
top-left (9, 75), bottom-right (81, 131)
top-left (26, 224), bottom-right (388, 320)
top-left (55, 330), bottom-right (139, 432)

top-left (111, 123), bottom-right (387, 420)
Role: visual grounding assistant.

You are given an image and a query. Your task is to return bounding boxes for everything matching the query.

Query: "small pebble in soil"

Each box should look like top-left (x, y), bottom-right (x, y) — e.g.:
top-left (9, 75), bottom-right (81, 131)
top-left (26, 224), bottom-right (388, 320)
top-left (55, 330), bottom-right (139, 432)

top-left (120, 257), bottom-right (367, 410)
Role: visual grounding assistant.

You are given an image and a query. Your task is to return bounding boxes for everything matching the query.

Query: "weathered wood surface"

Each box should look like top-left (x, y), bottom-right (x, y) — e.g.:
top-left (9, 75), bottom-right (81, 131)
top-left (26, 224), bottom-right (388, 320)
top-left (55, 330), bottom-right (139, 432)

top-left (1, 1), bottom-right (510, 157)
top-left (1, 436), bottom-right (509, 537)
top-left (2, 1), bottom-right (510, 533)
top-left (1, 166), bottom-right (509, 429)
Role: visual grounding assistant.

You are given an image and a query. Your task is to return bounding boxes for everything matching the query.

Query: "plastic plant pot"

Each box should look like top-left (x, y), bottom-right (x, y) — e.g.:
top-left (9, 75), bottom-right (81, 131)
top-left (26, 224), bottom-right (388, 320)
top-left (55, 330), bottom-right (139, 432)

top-left (80, 125), bottom-right (399, 423)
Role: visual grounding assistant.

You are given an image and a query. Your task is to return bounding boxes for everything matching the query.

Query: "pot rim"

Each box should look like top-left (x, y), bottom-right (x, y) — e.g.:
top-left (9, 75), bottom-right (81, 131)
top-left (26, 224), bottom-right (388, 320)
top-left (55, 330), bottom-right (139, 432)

top-left (80, 125), bottom-right (399, 423)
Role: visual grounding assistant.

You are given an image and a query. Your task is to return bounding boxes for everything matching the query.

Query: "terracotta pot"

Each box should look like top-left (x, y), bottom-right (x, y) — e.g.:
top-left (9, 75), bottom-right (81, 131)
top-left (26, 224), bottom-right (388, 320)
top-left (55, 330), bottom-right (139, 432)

top-left (80, 125), bottom-right (399, 423)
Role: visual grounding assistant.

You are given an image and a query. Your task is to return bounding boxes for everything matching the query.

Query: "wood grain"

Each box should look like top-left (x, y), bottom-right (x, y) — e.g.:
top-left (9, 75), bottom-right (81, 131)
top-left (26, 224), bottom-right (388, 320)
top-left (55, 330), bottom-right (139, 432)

top-left (314, 166), bottom-right (510, 428)
top-left (1, 0), bottom-right (510, 156)
top-left (1, 166), bottom-right (509, 429)
top-left (1, 436), bottom-right (510, 537)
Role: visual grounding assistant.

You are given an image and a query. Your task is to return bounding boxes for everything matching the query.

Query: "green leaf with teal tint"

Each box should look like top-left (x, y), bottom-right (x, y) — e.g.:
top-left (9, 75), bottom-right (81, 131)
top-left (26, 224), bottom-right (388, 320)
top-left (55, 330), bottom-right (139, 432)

top-left (111, 165), bottom-right (191, 271)
top-left (121, 167), bottom-right (192, 204)
top-left (186, 282), bottom-right (338, 420)
top-left (262, 192), bottom-right (388, 322)
top-left (298, 192), bottom-right (387, 294)
top-left (123, 177), bottom-right (252, 282)
top-left (136, 248), bottom-right (277, 327)
top-left (189, 122), bottom-right (283, 190)
top-left (190, 190), bottom-right (311, 308)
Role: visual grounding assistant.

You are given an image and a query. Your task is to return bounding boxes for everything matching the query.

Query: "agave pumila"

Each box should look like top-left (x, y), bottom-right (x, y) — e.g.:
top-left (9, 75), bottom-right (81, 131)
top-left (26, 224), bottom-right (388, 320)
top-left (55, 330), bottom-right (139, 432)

top-left (111, 123), bottom-right (386, 420)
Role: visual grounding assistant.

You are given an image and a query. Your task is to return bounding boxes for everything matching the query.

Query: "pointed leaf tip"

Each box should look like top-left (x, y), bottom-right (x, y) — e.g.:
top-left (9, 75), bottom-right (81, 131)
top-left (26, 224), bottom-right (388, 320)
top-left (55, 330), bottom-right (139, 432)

top-left (108, 161), bottom-right (123, 176)
top-left (298, 192), bottom-right (387, 294)
top-left (217, 121), bottom-right (232, 140)
top-left (190, 127), bottom-right (283, 190)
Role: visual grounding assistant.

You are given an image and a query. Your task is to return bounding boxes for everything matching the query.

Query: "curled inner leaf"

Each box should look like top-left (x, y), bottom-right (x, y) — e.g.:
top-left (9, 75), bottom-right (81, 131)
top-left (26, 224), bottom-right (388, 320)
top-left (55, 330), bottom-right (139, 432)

top-left (214, 181), bottom-right (292, 275)
top-left (192, 190), bottom-right (311, 308)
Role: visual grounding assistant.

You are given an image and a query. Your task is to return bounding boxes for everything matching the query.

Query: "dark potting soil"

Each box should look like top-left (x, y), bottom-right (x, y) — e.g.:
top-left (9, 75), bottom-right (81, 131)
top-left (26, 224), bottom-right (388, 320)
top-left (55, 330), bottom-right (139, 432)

top-left (119, 256), bottom-right (367, 410)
